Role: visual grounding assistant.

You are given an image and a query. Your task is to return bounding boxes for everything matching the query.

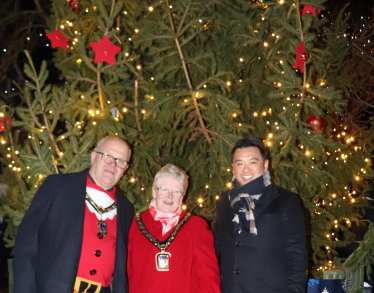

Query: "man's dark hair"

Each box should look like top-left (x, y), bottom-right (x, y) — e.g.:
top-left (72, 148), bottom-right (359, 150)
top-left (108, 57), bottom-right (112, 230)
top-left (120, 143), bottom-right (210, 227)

top-left (231, 137), bottom-right (268, 162)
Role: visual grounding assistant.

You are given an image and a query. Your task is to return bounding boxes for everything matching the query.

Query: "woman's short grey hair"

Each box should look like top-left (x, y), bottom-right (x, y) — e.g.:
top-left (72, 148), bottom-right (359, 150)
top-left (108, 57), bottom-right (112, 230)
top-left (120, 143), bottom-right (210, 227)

top-left (152, 164), bottom-right (189, 196)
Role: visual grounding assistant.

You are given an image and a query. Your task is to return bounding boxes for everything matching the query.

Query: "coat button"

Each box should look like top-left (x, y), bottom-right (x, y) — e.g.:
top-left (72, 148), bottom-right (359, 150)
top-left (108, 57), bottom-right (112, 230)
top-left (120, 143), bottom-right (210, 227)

top-left (90, 269), bottom-right (97, 275)
top-left (97, 233), bottom-right (103, 239)
top-left (95, 250), bottom-right (102, 257)
top-left (234, 269), bottom-right (240, 274)
top-left (235, 241), bottom-right (240, 246)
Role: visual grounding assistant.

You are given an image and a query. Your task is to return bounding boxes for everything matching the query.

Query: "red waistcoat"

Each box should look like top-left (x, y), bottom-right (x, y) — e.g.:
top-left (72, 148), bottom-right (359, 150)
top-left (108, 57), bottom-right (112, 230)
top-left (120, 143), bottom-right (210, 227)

top-left (75, 176), bottom-right (117, 287)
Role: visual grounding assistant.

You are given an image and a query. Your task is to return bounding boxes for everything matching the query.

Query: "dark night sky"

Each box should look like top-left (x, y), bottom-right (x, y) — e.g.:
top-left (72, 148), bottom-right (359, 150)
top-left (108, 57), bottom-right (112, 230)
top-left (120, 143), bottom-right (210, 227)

top-left (327, 0), bottom-right (374, 17)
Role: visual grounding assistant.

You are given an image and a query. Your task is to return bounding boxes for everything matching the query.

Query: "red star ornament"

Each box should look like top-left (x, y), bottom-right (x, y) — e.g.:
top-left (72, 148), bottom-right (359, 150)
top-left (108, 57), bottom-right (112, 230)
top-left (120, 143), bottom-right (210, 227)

top-left (295, 41), bottom-right (308, 73)
top-left (301, 5), bottom-right (321, 16)
top-left (90, 36), bottom-right (121, 66)
top-left (46, 29), bottom-right (70, 50)
top-left (0, 117), bottom-right (12, 133)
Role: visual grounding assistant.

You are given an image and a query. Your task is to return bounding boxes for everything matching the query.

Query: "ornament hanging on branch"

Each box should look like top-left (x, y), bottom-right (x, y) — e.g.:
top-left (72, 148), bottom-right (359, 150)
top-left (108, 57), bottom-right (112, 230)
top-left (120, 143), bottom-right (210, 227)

top-left (67, 0), bottom-right (80, 12)
top-left (306, 114), bottom-right (326, 132)
top-left (46, 29), bottom-right (70, 50)
top-left (90, 36), bottom-right (121, 66)
top-left (301, 5), bottom-right (321, 16)
top-left (0, 116), bottom-right (12, 133)
top-left (295, 41), bottom-right (308, 73)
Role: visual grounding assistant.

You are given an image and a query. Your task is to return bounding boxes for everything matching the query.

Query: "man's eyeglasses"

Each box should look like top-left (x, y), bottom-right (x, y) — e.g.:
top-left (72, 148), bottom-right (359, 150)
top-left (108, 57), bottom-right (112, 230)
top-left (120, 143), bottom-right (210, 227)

top-left (95, 151), bottom-right (129, 169)
top-left (156, 188), bottom-right (183, 197)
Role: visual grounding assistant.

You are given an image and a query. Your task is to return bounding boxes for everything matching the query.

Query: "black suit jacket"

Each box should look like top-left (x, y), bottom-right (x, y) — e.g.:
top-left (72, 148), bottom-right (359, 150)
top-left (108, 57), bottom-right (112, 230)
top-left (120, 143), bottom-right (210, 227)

top-left (13, 168), bottom-right (134, 293)
top-left (214, 184), bottom-right (307, 293)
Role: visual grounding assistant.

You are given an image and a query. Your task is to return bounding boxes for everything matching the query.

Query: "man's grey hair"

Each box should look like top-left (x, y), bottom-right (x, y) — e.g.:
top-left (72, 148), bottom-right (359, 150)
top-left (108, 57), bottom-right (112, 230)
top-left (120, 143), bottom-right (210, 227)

top-left (152, 164), bottom-right (189, 196)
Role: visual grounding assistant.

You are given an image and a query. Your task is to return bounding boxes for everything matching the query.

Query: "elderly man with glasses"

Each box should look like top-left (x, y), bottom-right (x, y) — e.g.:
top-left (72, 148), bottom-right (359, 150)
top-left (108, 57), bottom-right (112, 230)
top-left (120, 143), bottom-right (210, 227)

top-left (14, 136), bottom-right (134, 293)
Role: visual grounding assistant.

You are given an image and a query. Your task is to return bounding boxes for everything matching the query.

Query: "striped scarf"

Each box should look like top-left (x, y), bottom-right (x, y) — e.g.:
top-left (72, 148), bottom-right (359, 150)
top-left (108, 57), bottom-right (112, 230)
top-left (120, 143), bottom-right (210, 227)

top-left (229, 171), bottom-right (271, 234)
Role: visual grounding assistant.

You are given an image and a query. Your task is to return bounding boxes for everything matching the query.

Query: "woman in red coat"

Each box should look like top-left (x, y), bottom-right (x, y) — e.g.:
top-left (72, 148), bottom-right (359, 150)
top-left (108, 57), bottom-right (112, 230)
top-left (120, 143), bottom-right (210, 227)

top-left (127, 164), bottom-right (221, 293)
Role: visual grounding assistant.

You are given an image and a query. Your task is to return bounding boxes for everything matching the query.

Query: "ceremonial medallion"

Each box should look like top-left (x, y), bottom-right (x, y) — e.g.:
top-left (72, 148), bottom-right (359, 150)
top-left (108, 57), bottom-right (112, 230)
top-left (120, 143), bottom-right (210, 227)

top-left (135, 212), bottom-right (191, 272)
top-left (156, 251), bottom-right (171, 271)
top-left (97, 220), bottom-right (108, 236)
top-left (86, 192), bottom-right (116, 237)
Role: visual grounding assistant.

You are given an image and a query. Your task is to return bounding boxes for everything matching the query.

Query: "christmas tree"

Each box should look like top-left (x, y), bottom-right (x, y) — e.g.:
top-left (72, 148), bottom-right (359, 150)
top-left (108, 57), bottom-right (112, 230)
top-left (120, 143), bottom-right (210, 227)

top-left (1, 0), bottom-right (374, 277)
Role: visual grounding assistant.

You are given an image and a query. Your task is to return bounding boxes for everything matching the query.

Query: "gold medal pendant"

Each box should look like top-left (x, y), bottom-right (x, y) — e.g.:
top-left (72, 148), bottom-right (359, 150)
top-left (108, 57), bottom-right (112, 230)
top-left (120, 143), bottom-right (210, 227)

top-left (155, 251), bottom-right (171, 271)
top-left (135, 212), bottom-right (191, 273)
top-left (97, 220), bottom-right (108, 236)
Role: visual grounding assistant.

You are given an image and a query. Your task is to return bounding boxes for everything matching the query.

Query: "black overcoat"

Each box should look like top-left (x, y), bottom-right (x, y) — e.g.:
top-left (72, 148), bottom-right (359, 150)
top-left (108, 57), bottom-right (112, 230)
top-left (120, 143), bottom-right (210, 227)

top-left (214, 184), bottom-right (307, 293)
top-left (13, 168), bottom-right (134, 293)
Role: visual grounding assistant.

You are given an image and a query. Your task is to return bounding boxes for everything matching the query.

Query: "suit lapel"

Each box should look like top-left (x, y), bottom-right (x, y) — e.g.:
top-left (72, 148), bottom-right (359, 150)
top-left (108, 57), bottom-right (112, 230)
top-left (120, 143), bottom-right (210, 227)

top-left (74, 169), bottom-right (89, 257)
top-left (253, 184), bottom-right (280, 218)
top-left (222, 191), bottom-right (236, 233)
top-left (115, 191), bottom-right (124, 242)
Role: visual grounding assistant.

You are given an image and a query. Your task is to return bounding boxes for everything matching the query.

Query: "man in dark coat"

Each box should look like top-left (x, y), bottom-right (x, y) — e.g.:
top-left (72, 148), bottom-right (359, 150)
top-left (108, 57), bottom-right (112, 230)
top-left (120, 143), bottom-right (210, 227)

top-left (214, 137), bottom-right (307, 293)
top-left (13, 136), bottom-right (134, 293)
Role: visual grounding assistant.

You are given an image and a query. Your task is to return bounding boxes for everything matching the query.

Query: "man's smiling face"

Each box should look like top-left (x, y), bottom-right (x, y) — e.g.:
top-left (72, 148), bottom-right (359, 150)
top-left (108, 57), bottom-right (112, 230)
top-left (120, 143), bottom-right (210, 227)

top-left (232, 146), bottom-right (269, 186)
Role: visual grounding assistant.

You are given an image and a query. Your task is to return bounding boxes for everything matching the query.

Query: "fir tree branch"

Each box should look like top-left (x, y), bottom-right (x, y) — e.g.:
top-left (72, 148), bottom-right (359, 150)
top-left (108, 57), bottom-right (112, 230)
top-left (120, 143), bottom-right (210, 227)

top-left (50, 89), bottom-right (66, 132)
top-left (31, 138), bottom-right (53, 175)
top-left (176, 2), bottom-right (191, 36)
top-left (64, 135), bottom-right (95, 174)
top-left (66, 76), bottom-right (96, 84)
top-left (41, 107), bottom-right (62, 157)
top-left (33, 0), bottom-right (49, 24)
top-left (282, 1), bottom-right (306, 151)
top-left (196, 72), bottom-right (232, 90)
top-left (165, 0), bottom-right (212, 144)
top-left (25, 92), bottom-right (43, 130)
top-left (97, 63), bottom-right (104, 111)
top-left (110, 0), bottom-right (115, 16)
top-left (134, 80), bottom-right (145, 142)
top-left (203, 128), bottom-right (233, 148)
top-left (144, 96), bottom-right (174, 118)
top-left (25, 51), bottom-right (41, 93)
top-left (296, 1), bottom-right (307, 99)
top-left (52, 155), bottom-right (59, 174)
